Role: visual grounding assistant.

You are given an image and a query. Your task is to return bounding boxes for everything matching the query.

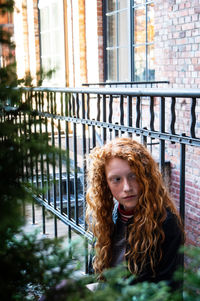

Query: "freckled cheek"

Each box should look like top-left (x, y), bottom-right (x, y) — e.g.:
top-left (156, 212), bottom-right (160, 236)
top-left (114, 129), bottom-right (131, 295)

top-left (108, 184), bottom-right (121, 198)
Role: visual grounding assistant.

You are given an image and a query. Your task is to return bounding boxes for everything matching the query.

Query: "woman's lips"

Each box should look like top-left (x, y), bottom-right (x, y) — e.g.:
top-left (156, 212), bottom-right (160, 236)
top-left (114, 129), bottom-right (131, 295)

top-left (123, 195), bottom-right (136, 199)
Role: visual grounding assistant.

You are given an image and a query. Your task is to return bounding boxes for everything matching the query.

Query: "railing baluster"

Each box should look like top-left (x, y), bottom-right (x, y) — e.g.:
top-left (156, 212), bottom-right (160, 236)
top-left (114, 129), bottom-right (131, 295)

top-left (76, 93), bottom-right (80, 118)
top-left (190, 97), bottom-right (196, 138)
top-left (28, 90), bottom-right (35, 224)
top-left (136, 96), bottom-right (141, 131)
top-left (86, 93), bottom-right (90, 119)
top-left (86, 93), bottom-right (91, 153)
top-left (159, 96), bottom-right (165, 176)
top-left (65, 93), bottom-right (71, 220)
top-left (35, 92), bottom-right (39, 189)
top-left (40, 92), bottom-right (44, 198)
top-left (150, 96), bottom-right (155, 131)
top-left (82, 92), bottom-right (88, 273)
top-left (170, 97), bottom-right (176, 135)
top-left (42, 205), bottom-right (46, 235)
top-left (54, 91), bottom-right (57, 115)
top-left (73, 119), bottom-right (78, 225)
top-left (108, 94), bottom-right (113, 139)
top-left (120, 95), bottom-right (124, 126)
top-left (46, 92), bottom-right (51, 204)
top-left (61, 92), bottom-right (64, 116)
top-left (40, 91), bottom-right (46, 233)
top-left (108, 95), bottom-right (113, 124)
top-left (127, 95), bottom-right (132, 137)
top-left (102, 94), bottom-right (106, 143)
top-left (24, 91), bottom-right (29, 183)
top-left (58, 110), bottom-right (63, 213)
top-left (97, 94), bottom-right (100, 122)
top-left (92, 119), bottom-right (96, 148)
top-left (51, 92), bottom-right (57, 237)
top-left (180, 133), bottom-right (186, 224)
top-left (69, 93), bottom-right (72, 117)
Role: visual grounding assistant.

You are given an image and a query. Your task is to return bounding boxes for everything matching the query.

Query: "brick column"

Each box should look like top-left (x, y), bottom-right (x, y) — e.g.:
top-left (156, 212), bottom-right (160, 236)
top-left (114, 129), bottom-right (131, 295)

top-left (78, 0), bottom-right (88, 84)
top-left (97, 0), bottom-right (104, 82)
top-left (33, 0), bottom-right (41, 81)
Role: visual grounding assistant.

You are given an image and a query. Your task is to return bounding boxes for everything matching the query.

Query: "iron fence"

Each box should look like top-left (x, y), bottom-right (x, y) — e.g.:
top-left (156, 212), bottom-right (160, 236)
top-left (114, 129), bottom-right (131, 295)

top-left (19, 86), bottom-right (200, 272)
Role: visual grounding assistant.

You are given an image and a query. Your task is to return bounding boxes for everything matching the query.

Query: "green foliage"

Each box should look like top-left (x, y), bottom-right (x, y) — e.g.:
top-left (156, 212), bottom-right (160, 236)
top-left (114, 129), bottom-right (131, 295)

top-left (1, 233), bottom-right (80, 301)
top-left (181, 246), bottom-right (200, 301)
top-left (0, 1), bottom-right (14, 14)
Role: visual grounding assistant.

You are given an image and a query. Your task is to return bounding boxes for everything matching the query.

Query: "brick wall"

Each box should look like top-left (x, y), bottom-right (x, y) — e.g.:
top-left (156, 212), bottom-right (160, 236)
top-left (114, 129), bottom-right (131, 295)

top-left (21, 0), bottom-right (30, 75)
top-left (0, 9), bottom-right (14, 66)
top-left (78, 0), bottom-right (88, 84)
top-left (154, 0), bottom-right (200, 247)
top-left (33, 0), bottom-right (41, 80)
top-left (97, 0), bottom-right (104, 82)
top-left (155, 0), bottom-right (200, 88)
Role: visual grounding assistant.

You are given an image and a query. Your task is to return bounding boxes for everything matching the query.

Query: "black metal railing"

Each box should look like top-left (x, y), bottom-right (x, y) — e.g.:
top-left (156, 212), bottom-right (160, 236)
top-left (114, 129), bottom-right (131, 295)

top-left (19, 86), bottom-right (200, 271)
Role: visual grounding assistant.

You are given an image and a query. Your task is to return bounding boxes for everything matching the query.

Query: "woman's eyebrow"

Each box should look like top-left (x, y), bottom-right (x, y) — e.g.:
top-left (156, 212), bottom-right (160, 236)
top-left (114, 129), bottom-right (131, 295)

top-left (107, 174), bottom-right (120, 179)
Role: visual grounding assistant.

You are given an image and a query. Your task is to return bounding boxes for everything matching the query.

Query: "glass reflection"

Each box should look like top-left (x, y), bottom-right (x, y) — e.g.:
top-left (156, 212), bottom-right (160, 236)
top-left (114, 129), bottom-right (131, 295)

top-left (119, 47), bottom-right (129, 81)
top-left (147, 3), bottom-right (154, 43)
top-left (107, 49), bottom-right (117, 81)
top-left (119, 10), bottom-right (128, 47)
top-left (134, 7), bottom-right (146, 44)
top-left (134, 46), bottom-right (146, 81)
top-left (118, 0), bottom-right (128, 10)
top-left (148, 44), bottom-right (155, 80)
top-left (106, 0), bottom-right (116, 12)
top-left (107, 14), bottom-right (117, 47)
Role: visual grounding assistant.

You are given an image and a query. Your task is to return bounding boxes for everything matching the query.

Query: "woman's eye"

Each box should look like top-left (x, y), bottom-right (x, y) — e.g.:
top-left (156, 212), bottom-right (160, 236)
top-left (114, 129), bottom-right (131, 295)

top-left (112, 177), bottom-right (121, 183)
top-left (129, 174), bottom-right (136, 180)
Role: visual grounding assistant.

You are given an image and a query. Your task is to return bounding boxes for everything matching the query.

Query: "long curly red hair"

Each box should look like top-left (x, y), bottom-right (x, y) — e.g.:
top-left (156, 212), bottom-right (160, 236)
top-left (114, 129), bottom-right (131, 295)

top-left (86, 137), bottom-right (183, 276)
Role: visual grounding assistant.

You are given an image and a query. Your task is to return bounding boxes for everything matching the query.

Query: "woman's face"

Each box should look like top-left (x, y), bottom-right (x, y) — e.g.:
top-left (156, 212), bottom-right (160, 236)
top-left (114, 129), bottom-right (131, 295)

top-left (105, 157), bottom-right (141, 211)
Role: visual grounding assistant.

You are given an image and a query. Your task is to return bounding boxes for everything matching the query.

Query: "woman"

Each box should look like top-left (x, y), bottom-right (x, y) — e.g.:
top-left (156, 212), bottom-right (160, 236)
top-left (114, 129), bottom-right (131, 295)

top-left (86, 137), bottom-right (184, 289)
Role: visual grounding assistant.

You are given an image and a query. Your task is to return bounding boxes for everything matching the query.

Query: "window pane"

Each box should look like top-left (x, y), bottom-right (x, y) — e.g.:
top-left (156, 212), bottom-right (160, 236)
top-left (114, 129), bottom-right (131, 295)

top-left (40, 7), bottom-right (49, 31)
top-left (134, 7), bottom-right (146, 44)
top-left (106, 0), bottom-right (116, 12)
top-left (41, 33), bottom-right (51, 56)
top-left (134, 45), bottom-right (146, 81)
top-left (52, 30), bottom-right (63, 54)
top-left (107, 49), bottom-right (117, 81)
top-left (107, 14), bottom-right (117, 47)
top-left (148, 44), bottom-right (155, 80)
top-left (42, 57), bottom-right (52, 73)
top-left (147, 3), bottom-right (154, 43)
top-left (39, 0), bottom-right (65, 86)
top-left (118, 0), bottom-right (128, 10)
top-left (51, 2), bottom-right (59, 28)
top-left (119, 10), bottom-right (128, 47)
top-left (119, 47), bottom-right (129, 81)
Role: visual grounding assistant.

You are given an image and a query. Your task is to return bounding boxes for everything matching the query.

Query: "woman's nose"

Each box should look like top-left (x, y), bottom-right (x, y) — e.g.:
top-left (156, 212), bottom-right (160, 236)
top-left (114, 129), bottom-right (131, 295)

top-left (123, 179), bottom-right (131, 192)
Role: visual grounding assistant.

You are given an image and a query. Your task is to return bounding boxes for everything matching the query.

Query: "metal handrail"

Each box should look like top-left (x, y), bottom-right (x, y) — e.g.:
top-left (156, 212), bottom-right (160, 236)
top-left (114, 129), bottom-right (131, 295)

top-left (22, 86), bottom-right (200, 98)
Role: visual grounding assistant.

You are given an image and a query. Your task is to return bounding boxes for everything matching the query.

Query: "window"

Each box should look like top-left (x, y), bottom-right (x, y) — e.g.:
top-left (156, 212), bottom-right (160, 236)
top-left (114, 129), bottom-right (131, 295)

top-left (105, 0), bottom-right (155, 82)
top-left (38, 0), bottom-right (65, 86)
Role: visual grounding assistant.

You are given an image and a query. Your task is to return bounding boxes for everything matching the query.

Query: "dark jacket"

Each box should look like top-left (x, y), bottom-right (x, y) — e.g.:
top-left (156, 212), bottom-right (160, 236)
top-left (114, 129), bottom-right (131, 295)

top-left (89, 204), bottom-right (183, 290)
